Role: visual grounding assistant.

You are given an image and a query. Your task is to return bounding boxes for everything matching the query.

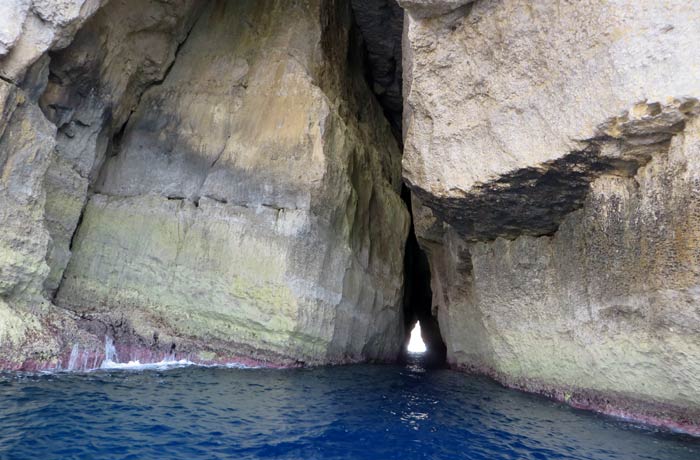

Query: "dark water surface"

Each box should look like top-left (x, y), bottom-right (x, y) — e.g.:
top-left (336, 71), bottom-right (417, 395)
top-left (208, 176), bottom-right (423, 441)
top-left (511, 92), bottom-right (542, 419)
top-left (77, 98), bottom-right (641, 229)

top-left (0, 359), bottom-right (697, 459)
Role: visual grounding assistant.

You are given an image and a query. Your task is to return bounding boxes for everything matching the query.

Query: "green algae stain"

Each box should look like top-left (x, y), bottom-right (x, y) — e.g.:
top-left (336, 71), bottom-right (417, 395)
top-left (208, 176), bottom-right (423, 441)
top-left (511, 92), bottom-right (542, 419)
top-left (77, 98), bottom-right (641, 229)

top-left (58, 195), bottom-right (312, 357)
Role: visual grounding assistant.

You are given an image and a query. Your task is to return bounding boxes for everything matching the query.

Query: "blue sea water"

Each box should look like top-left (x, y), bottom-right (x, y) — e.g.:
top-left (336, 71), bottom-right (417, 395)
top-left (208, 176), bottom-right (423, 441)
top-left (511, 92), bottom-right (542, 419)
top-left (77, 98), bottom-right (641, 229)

top-left (0, 357), bottom-right (697, 460)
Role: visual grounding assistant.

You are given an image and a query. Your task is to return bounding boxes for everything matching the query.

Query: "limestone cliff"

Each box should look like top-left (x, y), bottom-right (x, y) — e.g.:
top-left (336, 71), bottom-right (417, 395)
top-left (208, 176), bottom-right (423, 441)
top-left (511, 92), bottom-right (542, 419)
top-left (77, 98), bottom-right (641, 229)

top-left (401, 0), bottom-right (700, 433)
top-left (0, 0), bottom-right (409, 368)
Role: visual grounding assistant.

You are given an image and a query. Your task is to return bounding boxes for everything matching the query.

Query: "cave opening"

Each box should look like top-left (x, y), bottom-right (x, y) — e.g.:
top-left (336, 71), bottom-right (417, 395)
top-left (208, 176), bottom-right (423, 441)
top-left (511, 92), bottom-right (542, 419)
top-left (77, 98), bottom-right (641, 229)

top-left (399, 187), bottom-right (447, 367)
top-left (349, 1), bottom-right (446, 366)
top-left (406, 322), bottom-right (426, 353)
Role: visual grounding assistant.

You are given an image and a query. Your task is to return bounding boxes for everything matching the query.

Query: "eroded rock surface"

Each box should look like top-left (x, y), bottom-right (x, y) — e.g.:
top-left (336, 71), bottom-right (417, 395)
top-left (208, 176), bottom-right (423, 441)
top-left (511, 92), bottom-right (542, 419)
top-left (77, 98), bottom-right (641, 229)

top-left (0, 0), bottom-right (408, 368)
top-left (398, 0), bottom-right (472, 18)
top-left (39, 0), bottom-right (203, 295)
top-left (0, 0), bottom-right (208, 369)
top-left (0, 0), bottom-right (107, 83)
top-left (402, 0), bottom-right (700, 432)
top-left (403, 0), bottom-right (700, 239)
top-left (350, 0), bottom-right (404, 137)
top-left (55, 0), bottom-right (409, 365)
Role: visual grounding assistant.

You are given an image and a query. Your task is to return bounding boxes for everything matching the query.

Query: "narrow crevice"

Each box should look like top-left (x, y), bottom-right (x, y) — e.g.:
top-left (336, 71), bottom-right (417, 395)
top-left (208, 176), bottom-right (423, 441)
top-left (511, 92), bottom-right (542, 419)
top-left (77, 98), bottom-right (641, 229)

top-left (349, 1), bottom-right (446, 365)
top-left (51, 200), bottom-right (88, 301)
top-left (350, 0), bottom-right (404, 143)
top-left (399, 186), bottom-right (447, 367)
top-left (0, 74), bottom-right (16, 86)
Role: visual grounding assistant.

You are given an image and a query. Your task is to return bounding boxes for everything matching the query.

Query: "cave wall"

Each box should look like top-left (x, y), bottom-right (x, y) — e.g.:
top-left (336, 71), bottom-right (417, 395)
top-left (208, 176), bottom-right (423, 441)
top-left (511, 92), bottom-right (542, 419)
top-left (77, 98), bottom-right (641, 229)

top-left (0, 0), bottom-right (409, 368)
top-left (39, 0), bottom-right (204, 295)
top-left (350, 0), bottom-right (404, 139)
top-left (401, 0), bottom-right (700, 431)
top-left (0, 0), bottom-right (115, 367)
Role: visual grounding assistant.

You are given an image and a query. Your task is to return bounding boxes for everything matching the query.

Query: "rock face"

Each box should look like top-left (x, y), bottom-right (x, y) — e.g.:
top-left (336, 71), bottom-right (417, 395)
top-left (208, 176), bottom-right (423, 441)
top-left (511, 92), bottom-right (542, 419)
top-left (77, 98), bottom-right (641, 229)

top-left (0, 0), bottom-right (408, 368)
top-left (0, 0), bottom-right (107, 82)
top-left (0, 0), bottom-right (210, 368)
top-left (402, 0), bottom-right (700, 432)
top-left (0, 0), bottom-right (113, 368)
top-left (38, 0), bottom-right (204, 295)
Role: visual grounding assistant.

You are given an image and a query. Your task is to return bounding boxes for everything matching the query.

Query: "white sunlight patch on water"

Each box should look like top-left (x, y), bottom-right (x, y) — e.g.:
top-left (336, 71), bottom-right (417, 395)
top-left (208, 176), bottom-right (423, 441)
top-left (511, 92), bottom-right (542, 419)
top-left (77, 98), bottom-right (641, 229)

top-left (407, 322), bottom-right (427, 353)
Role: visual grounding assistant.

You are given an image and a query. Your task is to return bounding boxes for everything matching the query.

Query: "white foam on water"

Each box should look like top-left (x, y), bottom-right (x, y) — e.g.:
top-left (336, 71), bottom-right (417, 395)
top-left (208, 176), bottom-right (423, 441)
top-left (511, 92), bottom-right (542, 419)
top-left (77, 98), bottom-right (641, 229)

top-left (95, 336), bottom-right (261, 371)
top-left (100, 358), bottom-right (196, 371)
top-left (39, 336), bottom-right (263, 374)
top-left (98, 336), bottom-right (196, 371)
top-left (98, 358), bottom-right (260, 371)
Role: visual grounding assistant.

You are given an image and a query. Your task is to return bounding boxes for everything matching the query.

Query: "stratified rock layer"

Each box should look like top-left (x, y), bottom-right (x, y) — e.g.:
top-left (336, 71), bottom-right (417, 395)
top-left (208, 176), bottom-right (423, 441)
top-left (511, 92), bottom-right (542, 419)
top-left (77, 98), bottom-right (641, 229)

top-left (403, 0), bottom-right (700, 239)
top-left (402, 0), bottom-right (700, 432)
top-left (39, 0), bottom-right (203, 295)
top-left (56, 0), bottom-right (409, 365)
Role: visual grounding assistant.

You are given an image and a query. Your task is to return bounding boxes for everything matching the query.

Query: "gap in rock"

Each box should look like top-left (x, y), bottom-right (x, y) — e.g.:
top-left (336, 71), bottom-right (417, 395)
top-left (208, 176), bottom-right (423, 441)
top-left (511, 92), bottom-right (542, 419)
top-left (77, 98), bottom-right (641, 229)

top-left (407, 321), bottom-right (427, 353)
top-left (349, 2), bottom-right (446, 365)
top-left (399, 186), bottom-right (447, 367)
top-left (350, 0), bottom-right (404, 142)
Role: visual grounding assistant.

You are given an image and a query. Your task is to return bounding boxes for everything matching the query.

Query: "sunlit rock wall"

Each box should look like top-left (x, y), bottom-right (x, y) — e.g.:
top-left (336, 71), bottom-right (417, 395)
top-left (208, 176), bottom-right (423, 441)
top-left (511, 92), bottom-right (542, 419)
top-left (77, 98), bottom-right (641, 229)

top-left (0, 0), bottom-right (207, 369)
top-left (0, 0), bottom-right (408, 368)
top-left (38, 0), bottom-right (204, 296)
top-left (401, 0), bottom-right (700, 431)
top-left (55, 0), bottom-right (409, 365)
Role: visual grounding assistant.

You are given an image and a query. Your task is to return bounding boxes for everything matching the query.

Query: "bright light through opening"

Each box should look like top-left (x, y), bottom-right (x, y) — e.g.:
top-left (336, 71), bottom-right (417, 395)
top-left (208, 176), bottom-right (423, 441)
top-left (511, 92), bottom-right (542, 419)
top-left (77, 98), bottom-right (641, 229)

top-left (407, 322), bottom-right (427, 353)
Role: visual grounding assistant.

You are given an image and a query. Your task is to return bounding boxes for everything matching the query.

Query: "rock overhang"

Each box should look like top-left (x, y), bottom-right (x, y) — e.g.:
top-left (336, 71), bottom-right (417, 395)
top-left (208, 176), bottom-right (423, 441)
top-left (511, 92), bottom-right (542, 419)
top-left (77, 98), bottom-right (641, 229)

top-left (401, 0), bottom-right (700, 242)
top-left (407, 99), bottom-right (700, 241)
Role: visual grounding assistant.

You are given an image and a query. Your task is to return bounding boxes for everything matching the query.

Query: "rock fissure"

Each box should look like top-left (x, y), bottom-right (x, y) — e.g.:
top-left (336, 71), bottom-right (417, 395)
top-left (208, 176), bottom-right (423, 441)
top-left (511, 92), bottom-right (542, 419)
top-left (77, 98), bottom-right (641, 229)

top-left (400, 186), bottom-right (445, 365)
top-left (350, 0), bottom-right (404, 141)
top-left (348, 0), bottom-right (445, 363)
top-left (0, 74), bottom-right (14, 86)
